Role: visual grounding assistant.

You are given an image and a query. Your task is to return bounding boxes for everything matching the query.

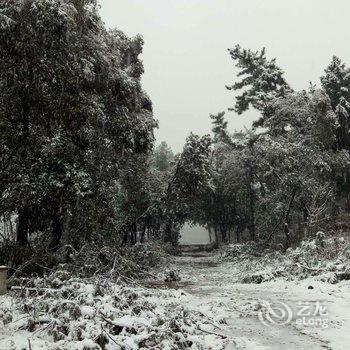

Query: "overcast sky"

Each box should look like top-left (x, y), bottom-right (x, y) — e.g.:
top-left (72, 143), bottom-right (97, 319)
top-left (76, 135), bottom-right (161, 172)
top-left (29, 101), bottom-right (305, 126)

top-left (99, 0), bottom-right (350, 152)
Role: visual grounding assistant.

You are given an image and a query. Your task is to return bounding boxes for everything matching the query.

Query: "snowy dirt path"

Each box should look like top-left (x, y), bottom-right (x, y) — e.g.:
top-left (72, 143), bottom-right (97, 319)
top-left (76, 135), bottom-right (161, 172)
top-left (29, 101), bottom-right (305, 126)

top-left (161, 252), bottom-right (350, 350)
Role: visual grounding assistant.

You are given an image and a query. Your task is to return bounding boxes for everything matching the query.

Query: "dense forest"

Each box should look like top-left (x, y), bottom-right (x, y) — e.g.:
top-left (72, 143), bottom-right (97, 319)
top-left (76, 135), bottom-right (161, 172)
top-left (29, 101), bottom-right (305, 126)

top-left (1, 0), bottom-right (350, 257)
top-left (0, 2), bottom-right (350, 349)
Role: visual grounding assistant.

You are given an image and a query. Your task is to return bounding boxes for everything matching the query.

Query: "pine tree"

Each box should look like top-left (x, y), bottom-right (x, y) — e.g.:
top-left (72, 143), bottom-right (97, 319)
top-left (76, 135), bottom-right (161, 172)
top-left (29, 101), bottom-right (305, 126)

top-left (227, 45), bottom-right (291, 126)
top-left (163, 134), bottom-right (212, 244)
top-left (321, 56), bottom-right (350, 151)
top-left (210, 112), bottom-right (233, 145)
top-left (152, 142), bottom-right (174, 172)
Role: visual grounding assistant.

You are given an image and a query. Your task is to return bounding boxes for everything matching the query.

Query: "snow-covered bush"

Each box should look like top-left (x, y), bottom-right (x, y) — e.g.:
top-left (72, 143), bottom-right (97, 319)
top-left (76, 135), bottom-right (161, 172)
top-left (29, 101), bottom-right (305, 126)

top-left (5, 242), bottom-right (169, 285)
top-left (223, 235), bottom-right (350, 284)
top-left (221, 242), bottom-right (260, 260)
top-left (0, 272), bottom-right (226, 349)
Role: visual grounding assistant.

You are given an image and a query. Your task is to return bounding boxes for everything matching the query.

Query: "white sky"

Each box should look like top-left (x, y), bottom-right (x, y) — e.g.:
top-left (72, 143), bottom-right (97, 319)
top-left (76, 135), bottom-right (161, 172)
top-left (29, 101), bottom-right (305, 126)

top-left (99, 0), bottom-right (350, 152)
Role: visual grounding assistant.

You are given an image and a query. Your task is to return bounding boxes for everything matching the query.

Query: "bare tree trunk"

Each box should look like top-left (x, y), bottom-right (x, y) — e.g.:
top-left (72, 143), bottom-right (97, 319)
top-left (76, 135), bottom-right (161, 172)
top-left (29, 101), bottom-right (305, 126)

top-left (248, 188), bottom-right (256, 241)
top-left (163, 220), bottom-right (176, 244)
top-left (220, 225), bottom-right (227, 243)
top-left (8, 213), bottom-right (14, 239)
top-left (247, 164), bottom-right (256, 241)
top-left (208, 226), bottom-right (213, 243)
top-left (214, 227), bottom-right (220, 248)
top-left (121, 230), bottom-right (128, 246)
top-left (17, 98), bottom-right (30, 247)
top-left (50, 208), bottom-right (63, 252)
top-left (283, 223), bottom-right (291, 251)
top-left (17, 207), bottom-right (29, 246)
top-left (140, 225), bottom-right (146, 243)
top-left (236, 228), bottom-right (241, 243)
top-left (303, 206), bottom-right (308, 237)
top-left (263, 187), bottom-right (297, 245)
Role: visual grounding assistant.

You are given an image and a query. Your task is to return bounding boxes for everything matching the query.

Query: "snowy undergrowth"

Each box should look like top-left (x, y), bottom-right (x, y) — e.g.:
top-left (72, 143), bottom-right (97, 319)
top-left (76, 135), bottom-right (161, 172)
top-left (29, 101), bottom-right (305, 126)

top-left (222, 234), bottom-right (350, 284)
top-left (0, 270), bottom-right (226, 350)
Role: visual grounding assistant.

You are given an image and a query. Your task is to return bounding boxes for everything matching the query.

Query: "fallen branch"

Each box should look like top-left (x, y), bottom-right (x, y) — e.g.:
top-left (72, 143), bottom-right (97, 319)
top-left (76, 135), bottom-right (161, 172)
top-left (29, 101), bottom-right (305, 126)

top-left (295, 263), bottom-right (326, 272)
top-left (7, 260), bottom-right (33, 283)
top-left (197, 326), bottom-right (227, 339)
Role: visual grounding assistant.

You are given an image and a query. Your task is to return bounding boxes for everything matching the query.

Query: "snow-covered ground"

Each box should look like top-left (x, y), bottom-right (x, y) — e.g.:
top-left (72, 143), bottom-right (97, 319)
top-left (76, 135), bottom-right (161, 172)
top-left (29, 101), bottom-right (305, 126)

top-left (0, 268), bottom-right (228, 349)
top-left (164, 252), bottom-right (350, 349)
top-left (1, 252), bottom-right (349, 349)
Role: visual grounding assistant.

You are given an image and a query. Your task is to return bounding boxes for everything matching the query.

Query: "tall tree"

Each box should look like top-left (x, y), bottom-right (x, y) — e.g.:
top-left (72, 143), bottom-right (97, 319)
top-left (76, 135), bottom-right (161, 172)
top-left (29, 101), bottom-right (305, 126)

top-left (163, 134), bottom-right (212, 243)
top-left (227, 45), bottom-right (291, 126)
top-left (0, 0), bottom-right (156, 249)
top-left (321, 57), bottom-right (350, 209)
top-left (321, 56), bottom-right (350, 151)
top-left (210, 112), bottom-right (233, 145)
top-left (152, 141), bottom-right (174, 172)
